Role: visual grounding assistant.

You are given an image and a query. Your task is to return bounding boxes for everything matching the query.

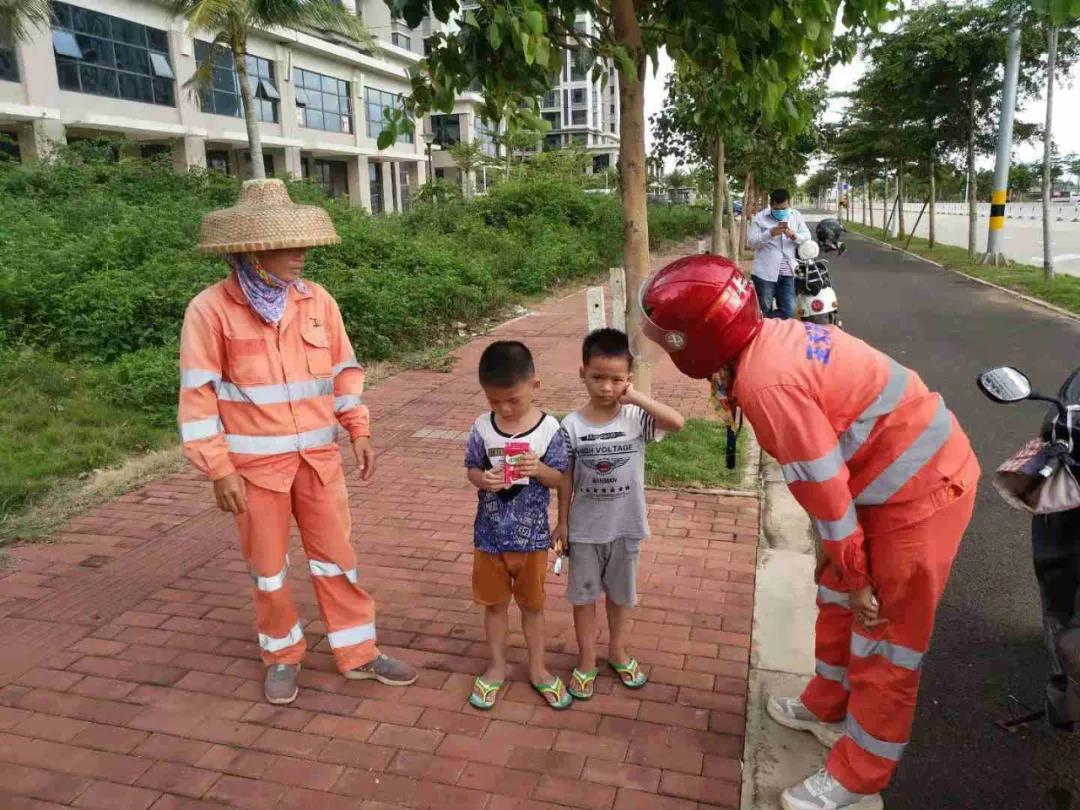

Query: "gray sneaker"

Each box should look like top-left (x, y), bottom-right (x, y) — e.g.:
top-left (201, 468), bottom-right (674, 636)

top-left (264, 663), bottom-right (300, 705)
top-left (782, 769), bottom-right (883, 810)
top-left (767, 696), bottom-right (845, 748)
top-left (344, 654), bottom-right (418, 686)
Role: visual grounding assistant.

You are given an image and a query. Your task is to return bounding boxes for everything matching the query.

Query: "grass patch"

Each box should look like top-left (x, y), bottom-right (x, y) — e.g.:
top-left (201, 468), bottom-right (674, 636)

top-left (846, 222), bottom-right (1080, 315)
top-left (645, 418), bottom-right (748, 491)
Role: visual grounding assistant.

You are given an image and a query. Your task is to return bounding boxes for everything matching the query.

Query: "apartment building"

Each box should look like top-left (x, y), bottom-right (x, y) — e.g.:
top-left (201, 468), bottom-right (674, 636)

top-left (0, 2), bottom-right (618, 208)
top-left (0, 0), bottom-right (438, 211)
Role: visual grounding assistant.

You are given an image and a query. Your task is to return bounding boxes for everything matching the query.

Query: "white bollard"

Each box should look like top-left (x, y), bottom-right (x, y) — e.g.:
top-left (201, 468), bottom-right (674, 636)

top-left (609, 267), bottom-right (627, 332)
top-left (586, 287), bottom-right (606, 332)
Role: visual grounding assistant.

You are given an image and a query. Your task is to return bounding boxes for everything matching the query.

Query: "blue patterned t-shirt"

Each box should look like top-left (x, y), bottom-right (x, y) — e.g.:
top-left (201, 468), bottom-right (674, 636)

top-left (464, 412), bottom-right (568, 554)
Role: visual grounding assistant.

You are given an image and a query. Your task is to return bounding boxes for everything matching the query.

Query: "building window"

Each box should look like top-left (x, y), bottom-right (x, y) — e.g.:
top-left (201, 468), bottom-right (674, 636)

top-left (543, 133), bottom-right (561, 152)
top-left (311, 158), bottom-right (346, 198)
top-left (542, 90), bottom-right (558, 109)
top-left (391, 32), bottom-right (411, 50)
top-left (399, 163), bottom-right (412, 210)
top-left (571, 88), bottom-right (586, 106)
top-left (571, 109), bottom-right (587, 126)
top-left (609, 121), bottom-right (616, 133)
top-left (0, 22), bottom-right (17, 82)
top-left (51, 2), bottom-right (175, 106)
top-left (194, 41), bottom-right (278, 123)
top-left (365, 86), bottom-right (409, 143)
top-left (140, 143), bottom-right (169, 161)
top-left (0, 131), bottom-right (20, 161)
top-left (572, 133), bottom-right (587, 146)
top-left (295, 67), bottom-right (352, 133)
top-left (429, 114), bottom-right (461, 147)
top-left (542, 111), bottom-right (560, 132)
top-left (369, 162), bottom-right (383, 213)
top-left (475, 117), bottom-right (498, 157)
top-left (570, 47), bottom-right (591, 81)
top-left (593, 154), bottom-right (611, 172)
top-left (206, 149), bottom-right (231, 175)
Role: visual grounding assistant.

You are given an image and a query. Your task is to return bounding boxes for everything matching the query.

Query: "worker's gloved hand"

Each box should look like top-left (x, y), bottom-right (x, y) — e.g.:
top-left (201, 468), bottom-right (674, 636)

top-left (851, 585), bottom-right (887, 628)
top-left (352, 437), bottom-right (377, 481)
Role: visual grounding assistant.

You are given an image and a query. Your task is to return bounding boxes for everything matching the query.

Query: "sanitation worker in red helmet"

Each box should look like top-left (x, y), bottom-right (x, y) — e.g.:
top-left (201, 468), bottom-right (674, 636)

top-left (639, 255), bottom-right (980, 810)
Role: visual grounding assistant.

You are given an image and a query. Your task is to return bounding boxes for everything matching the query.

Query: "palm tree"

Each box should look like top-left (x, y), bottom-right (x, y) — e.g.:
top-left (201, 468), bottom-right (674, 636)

top-left (173, 0), bottom-right (372, 180)
top-left (0, 0), bottom-right (51, 42)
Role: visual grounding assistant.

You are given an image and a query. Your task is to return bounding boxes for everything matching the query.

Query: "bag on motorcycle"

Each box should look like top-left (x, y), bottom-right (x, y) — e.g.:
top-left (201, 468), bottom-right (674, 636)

top-left (993, 438), bottom-right (1080, 514)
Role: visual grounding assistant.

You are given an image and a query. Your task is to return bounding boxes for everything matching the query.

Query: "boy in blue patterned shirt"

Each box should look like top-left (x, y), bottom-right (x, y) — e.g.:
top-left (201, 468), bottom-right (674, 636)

top-left (464, 341), bottom-right (571, 711)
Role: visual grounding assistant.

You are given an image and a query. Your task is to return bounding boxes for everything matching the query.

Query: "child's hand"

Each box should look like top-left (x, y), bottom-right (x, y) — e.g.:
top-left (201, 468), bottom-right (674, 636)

top-left (619, 382), bottom-right (644, 406)
top-left (478, 468), bottom-right (505, 492)
top-left (551, 522), bottom-right (568, 556)
top-left (512, 451), bottom-right (541, 478)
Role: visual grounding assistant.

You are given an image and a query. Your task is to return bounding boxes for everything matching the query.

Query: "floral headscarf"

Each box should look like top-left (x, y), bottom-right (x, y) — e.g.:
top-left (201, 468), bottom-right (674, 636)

top-left (226, 253), bottom-right (307, 325)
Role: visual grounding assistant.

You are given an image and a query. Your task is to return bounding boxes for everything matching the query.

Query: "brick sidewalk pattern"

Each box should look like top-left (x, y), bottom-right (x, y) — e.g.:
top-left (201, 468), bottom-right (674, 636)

top-left (0, 271), bottom-right (759, 810)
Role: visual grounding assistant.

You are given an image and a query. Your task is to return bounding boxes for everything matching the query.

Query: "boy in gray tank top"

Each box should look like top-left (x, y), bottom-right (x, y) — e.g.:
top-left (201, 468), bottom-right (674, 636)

top-left (556, 329), bottom-right (685, 699)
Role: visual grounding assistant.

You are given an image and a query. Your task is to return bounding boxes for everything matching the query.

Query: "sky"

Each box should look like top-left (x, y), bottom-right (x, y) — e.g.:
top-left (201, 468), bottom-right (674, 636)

top-left (642, 42), bottom-right (1080, 179)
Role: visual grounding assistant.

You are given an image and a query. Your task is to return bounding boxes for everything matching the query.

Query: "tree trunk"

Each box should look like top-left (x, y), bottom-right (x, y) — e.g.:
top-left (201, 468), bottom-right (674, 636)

top-left (1043, 25), bottom-right (1058, 281)
top-left (897, 163), bottom-right (906, 239)
top-left (738, 170), bottom-right (754, 260)
top-left (711, 138), bottom-right (728, 255)
top-left (725, 170), bottom-right (738, 262)
top-left (929, 154), bottom-right (936, 249)
top-left (234, 41), bottom-right (265, 180)
top-left (862, 173), bottom-right (868, 225)
top-left (613, 0), bottom-right (652, 393)
top-left (967, 82), bottom-right (977, 259)
top-left (868, 173), bottom-right (875, 228)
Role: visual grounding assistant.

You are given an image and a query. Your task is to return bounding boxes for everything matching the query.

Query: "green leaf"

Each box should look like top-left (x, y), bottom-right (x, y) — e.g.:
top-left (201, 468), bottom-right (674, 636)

top-left (770, 6), bottom-right (784, 27)
top-left (488, 23), bottom-right (502, 50)
top-left (523, 33), bottom-right (535, 65)
top-left (526, 9), bottom-right (544, 35)
top-left (464, 10), bottom-right (480, 29)
top-left (804, 17), bottom-right (821, 42)
top-left (376, 128), bottom-right (395, 150)
top-left (535, 38), bottom-right (550, 67)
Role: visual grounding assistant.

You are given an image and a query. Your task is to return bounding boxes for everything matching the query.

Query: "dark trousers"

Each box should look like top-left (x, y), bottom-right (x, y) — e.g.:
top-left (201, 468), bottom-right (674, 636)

top-left (752, 274), bottom-right (796, 319)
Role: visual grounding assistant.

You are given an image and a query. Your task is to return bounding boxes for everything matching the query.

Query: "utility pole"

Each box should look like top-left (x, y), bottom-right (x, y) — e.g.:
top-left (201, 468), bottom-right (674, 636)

top-left (983, 25), bottom-right (1021, 265)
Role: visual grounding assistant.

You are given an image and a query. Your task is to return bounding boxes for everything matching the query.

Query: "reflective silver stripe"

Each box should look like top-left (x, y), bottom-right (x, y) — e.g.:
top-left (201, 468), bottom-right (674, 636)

top-left (217, 378), bottom-right (333, 405)
top-left (259, 622), bottom-right (304, 653)
top-left (851, 633), bottom-right (924, 671)
top-left (333, 357), bottom-right (363, 376)
top-left (855, 397), bottom-right (952, 506)
top-left (813, 502), bottom-right (858, 542)
top-left (840, 360), bottom-right (910, 461)
top-left (308, 559), bottom-right (359, 585)
top-left (180, 416), bottom-right (223, 442)
top-left (327, 622), bottom-right (376, 649)
top-left (845, 715), bottom-right (907, 761)
top-left (226, 425), bottom-right (338, 455)
top-left (815, 659), bottom-right (847, 683)
top-left (817, 585), bottom-right (850, 608)
top-left (781, 445), bottom-right (844, 484)
top-left (180, 369), bottom-right (222, 390)
top-left (334, 394), bottom-right (363, 414)
top-left (253, 556), bottom-right (289, 592)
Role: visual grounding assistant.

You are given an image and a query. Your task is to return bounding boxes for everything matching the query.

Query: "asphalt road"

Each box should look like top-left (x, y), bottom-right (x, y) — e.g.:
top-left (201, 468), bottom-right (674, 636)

top-left (820, 226), bottom-right (1080, 809)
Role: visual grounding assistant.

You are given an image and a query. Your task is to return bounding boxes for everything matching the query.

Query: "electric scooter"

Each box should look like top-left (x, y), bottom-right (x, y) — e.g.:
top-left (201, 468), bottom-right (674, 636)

top-left (977, 366), bottom-right (1080, 733)
top-left (794, 239), bottom-right (841, 327)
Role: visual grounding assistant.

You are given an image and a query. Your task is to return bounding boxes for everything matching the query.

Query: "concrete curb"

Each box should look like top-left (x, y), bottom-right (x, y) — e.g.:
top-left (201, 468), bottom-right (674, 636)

top-left (847, 228), bottom-right (1080, 324)
top-left (741, 451), bottom-right (825, 810)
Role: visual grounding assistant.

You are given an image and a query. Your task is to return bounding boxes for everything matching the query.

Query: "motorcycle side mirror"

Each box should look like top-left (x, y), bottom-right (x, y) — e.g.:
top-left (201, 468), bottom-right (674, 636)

top-left (976, 366), bottom-right (1033, 404)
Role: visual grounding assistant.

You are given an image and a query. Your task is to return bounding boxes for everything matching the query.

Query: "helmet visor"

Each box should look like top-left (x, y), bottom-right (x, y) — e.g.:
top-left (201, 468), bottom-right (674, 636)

top-left (632, 275), bottom-right (689, 361)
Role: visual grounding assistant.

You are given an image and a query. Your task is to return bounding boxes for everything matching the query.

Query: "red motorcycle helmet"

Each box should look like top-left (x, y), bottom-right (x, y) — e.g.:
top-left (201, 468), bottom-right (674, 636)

top-left (638, 255), bottom-right (763, 379)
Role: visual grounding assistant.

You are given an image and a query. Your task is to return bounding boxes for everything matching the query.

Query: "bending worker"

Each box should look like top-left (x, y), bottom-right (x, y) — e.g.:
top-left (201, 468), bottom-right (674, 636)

top-left (637, 254), bottom-right (980, 810)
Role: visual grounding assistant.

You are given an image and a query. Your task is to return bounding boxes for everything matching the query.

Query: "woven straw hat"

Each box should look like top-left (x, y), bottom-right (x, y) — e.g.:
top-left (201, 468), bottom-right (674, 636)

top-left (198, 178), bottom-right (341, 254)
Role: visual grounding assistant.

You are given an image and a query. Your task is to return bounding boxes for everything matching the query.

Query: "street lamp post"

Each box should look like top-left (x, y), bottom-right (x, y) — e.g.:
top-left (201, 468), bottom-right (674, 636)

top-left (422, 124), bottom-right (435, 189)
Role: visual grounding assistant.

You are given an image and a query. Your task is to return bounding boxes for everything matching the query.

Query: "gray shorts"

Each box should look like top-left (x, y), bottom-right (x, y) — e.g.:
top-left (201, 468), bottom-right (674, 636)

top-left (566, 538), bottom-right (641, 606)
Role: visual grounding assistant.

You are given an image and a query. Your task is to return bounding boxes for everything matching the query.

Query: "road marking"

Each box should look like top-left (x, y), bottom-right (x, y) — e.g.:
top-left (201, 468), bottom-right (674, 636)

top-left (1029, 254), bottom-right (1080, 263)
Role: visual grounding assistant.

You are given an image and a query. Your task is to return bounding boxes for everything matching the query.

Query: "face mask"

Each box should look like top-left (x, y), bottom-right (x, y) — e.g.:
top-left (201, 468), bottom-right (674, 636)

top-left (771, 208), bottom-right (791, 222)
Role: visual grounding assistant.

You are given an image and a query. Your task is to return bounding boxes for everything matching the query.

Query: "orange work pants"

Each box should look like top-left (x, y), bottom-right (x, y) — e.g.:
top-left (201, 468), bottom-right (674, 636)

top-left (236, 460), bottom-right (379, 673)
top-left (802, 482), bottom-right (977, 794)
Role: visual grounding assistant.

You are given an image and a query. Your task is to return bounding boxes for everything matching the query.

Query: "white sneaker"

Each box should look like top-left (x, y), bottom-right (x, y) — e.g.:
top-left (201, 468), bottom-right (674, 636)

top-left (767, 696), bottom-right (845, 748)
top-left (781, 769), bottom-right (884, 810)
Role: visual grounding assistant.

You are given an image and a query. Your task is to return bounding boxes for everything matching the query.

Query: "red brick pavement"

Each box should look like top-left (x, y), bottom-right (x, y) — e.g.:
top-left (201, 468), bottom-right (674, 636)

top-left (0, 265), bottom-right (759, 809)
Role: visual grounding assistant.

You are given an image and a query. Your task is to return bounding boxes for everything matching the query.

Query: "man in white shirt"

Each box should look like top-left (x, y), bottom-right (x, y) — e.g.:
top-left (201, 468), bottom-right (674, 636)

top-left (746, 188), bottom-right (811, 319)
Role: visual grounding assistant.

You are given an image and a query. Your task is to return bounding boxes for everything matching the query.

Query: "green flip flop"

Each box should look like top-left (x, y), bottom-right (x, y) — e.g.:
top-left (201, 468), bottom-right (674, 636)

top-left (532, 676), bottom-right (573, 710)
top-left (609, 657), bottom-right (648, 689)
top-left (468, 676), bottom-right (503, 710)
top-left (568, 668), bottom-right (599, 701)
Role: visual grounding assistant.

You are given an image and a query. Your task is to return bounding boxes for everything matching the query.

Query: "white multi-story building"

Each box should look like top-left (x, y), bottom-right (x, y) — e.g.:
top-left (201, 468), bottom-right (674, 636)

top-left (0, 0), bottom-right (437, 211)
top-left (0, 1), bottom-right (619, 208)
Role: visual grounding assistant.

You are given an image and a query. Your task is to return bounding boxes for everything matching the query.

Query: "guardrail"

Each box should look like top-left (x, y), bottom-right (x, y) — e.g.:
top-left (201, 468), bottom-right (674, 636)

top-left (875, 201), bottom-right (1080, 221)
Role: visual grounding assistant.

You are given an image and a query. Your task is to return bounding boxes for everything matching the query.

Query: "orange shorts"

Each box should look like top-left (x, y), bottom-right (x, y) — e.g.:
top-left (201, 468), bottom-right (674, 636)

top-left (472, 549), bottom-right (547, 611)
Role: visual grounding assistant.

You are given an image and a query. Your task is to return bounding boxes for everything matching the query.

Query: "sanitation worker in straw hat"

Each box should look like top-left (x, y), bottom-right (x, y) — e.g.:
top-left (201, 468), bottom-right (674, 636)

top-left (636, 254), bottom-right (980, 810)
top-left (178, 179), bottom-right (417, 705)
